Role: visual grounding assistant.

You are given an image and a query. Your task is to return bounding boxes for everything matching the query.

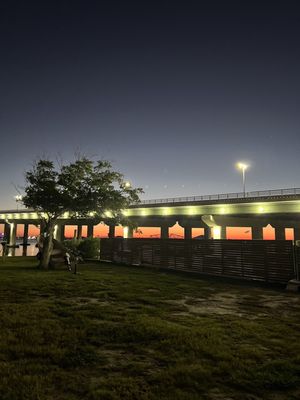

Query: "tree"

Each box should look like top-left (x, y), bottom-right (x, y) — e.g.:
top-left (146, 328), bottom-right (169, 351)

top-left (21, 157), bottom-right (143, 269)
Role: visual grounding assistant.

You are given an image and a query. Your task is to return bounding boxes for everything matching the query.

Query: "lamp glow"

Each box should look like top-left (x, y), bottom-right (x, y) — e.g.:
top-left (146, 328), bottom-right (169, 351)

top-left (213, 226), bottom-right (221, 239)
top-left (236, 162), bottom-right (249, 197)
top-left (14, 195), bottom-right (22, 210)
top-left (124, 181), bottom-right (131, 188)
top-left (237, 162), bottom-right (249, 171)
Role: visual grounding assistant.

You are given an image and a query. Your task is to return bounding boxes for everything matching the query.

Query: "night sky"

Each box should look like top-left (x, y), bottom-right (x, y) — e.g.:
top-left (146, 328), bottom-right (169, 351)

top-left (1, 1), bottom-right (300, 209)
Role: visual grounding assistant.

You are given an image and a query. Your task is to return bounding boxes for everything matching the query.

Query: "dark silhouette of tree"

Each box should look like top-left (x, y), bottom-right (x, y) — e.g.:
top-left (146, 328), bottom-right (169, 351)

top-left (22, 157), bottom-right (142, 269)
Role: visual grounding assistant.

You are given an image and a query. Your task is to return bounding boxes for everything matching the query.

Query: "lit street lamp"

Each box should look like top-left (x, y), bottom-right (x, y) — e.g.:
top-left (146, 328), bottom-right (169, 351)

top-left (14, 195), bottom-right (22, 210)
top-left (124, 181), bottom-right (131, 188)
top-left (236, 162), bottom-right (249, 197)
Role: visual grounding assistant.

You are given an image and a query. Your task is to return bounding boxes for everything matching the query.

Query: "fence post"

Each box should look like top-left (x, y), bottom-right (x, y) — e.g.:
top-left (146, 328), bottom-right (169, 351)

top-left (294, 241), bottom-right (300, 281)
top-left (151, 241), bottom-right (154, 266)
top-left (185, 239), bottom-right (192, 270)
top-left (131, 239), bottom-right (134, 265)
top-left (264, 242), bottom-right (269, 283)
top-left (286, 241), bottom-right (300, 291)
top-left (160, 239), bottom-right (167, 268)
top-left (221, 240), bottom-right (225, 275)
top-left (241, 241), bottom-right (244, 278)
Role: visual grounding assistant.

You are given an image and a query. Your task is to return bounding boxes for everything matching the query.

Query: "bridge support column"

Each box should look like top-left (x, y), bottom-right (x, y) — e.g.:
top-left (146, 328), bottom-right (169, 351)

top-left (53, 223), bottom-right (65, 242)
top-left (252, 226), bottom-right (263, 240)
top-left (184, 227), bottom-right (192, 240)
top-left (108, 225), bottom-right (115, 238)
top-left (124, 226), bottom-right (133, 238)
top-left (275, 227), bottom-right (286, 240)
top-left (220, 226), bottom-right (227, 240)
top-left (4, 222), bottom-right (11, 243)
top-left (294, 228), bottom-right (300, 241)
top-left (77, 225), bottom-right (82, 239)
top-left (204, 227), bottom-right (212, 239)
top-left (161, 225), bottom-right (169, 239)
top-left (60, 224), bottom-right (65, 241)
top-left (8, 223), bottom-right (17, 256)
top-left (87, 223), bottom-right (94, 238)
top-left (22, 223), bottom-right (29, 256)
top-left (54, 224), bottom-right (61, 241)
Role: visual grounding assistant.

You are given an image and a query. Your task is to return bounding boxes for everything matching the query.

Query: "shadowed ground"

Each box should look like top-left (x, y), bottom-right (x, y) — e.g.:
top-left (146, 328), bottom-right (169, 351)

top-left (0, 257), bottom-right (300, 400)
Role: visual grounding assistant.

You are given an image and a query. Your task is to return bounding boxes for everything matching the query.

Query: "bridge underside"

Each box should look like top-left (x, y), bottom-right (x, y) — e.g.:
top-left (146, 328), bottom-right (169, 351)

top-left (1, 194), bottom-right (300, 255)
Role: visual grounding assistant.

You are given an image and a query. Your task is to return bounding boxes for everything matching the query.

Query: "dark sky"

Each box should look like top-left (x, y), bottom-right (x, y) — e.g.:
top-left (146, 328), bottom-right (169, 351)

top-left (1, 1), bottom-right (300, 208)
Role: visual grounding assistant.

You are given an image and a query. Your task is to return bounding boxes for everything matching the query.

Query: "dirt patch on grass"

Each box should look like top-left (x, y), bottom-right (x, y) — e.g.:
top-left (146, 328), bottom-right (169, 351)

top-left (100, 348), bottom-right (158, 372)
top-left (71, 297), bottom-right (111, 306)
top-left (258, 294), bottom-right (300, 308)
top-left (165, 292), bottom-right (300, 319)
top-left (166, 293), bottom-right (243, 317)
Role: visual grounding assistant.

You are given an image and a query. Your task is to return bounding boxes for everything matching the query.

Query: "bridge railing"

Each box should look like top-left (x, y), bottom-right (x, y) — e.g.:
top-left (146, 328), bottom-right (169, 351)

top-left (135, 187), bottom-right (300, 205)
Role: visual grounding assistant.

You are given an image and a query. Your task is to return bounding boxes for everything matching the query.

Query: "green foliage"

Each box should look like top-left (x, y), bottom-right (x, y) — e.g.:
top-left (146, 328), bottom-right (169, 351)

top-left (21, 157), bottom-right (142, 268)
top-left (64, 238), bottom-right (100, 259)
top-left (63, 238), bottom-right (80, 253)
top-left (78, 237), bottom-right (100, 259)
top-left (22, 157), bottom-right (142, 221)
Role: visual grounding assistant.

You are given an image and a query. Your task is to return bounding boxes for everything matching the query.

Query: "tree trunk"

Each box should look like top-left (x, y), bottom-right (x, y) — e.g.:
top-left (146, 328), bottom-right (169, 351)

top-left (39, 221), bottom-right (55, 269)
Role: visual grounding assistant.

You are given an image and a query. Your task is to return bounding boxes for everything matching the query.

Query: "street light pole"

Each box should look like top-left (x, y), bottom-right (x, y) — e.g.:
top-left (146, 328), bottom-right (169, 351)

top-left (236, 162), bottom-right (249, 197)
top-left (242, 166), bottom-right (246, 196)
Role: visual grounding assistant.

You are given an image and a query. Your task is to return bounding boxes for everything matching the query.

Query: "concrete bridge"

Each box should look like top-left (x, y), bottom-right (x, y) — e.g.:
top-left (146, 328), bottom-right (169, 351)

top-left (1, 188), bottom-right (300, 254)
top-left (125, 187), bottom-right (300, 240)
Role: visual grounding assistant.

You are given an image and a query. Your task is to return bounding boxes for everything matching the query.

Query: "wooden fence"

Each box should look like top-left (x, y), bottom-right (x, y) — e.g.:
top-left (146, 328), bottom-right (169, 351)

top-left (100, 238), bottom-right (297, 284)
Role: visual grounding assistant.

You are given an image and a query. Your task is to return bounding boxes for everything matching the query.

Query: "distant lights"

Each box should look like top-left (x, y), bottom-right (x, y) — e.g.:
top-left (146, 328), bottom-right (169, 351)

top-left (162, 207), bottom-right (170, 216)
top-left (14, 195), bottom-right (22, 211)
top-left (187, 206), bottom-right (196, 215)
top-left (124, 181), bottom-right (131, 189)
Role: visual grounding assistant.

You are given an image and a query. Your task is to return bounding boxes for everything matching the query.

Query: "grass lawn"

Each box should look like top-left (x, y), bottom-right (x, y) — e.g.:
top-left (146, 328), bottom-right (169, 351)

top-left (1, 258), bottom-right (300, 400)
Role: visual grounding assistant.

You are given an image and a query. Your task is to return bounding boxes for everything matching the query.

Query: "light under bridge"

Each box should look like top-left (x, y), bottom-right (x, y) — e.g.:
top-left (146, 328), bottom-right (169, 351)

top-left (1, 188), bottom-right (300, 252)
